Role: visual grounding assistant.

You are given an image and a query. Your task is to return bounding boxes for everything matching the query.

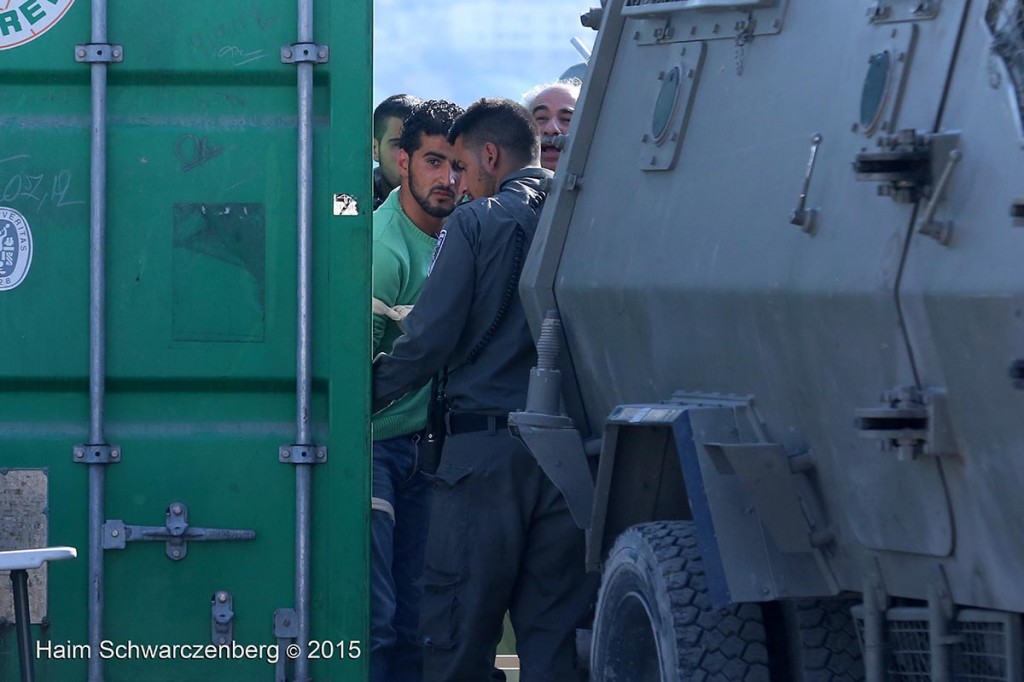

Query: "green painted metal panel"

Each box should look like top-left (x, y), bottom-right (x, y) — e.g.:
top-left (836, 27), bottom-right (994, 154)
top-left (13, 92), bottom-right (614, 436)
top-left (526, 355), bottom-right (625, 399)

top-left (1, 0), bottom-right (371, 679)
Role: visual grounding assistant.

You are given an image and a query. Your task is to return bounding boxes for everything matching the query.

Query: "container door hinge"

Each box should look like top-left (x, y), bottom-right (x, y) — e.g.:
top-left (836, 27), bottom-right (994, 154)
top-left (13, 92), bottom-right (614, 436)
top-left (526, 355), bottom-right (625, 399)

top-left (211, 591), bottom-right (234, 645)
top-left (279, 444), bottom-right (328, 465)
top-left (102, 502), bottom-right (256, 561)
top-left (72, 444), bottom-right (121, 465)
top-left (273, 608), bottom-right (299, 682)
top-left (74, 44), bottom-right (124, 64)
top-left (274, 608), bottom-right (298, 640)
top-left (855, 386), bottom-right (956, 460)
top-left (280, 43), bottom-right (329, 64)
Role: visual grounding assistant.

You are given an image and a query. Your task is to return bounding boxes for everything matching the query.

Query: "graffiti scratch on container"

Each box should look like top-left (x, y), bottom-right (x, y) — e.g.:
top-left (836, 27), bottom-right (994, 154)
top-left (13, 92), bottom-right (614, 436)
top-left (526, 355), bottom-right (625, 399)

top-left (176, 134), bottom-right (224, 173)
top-left (1, 168), bottom-right (85, 210)
top-left (217, 45), bottom-right (268, 67)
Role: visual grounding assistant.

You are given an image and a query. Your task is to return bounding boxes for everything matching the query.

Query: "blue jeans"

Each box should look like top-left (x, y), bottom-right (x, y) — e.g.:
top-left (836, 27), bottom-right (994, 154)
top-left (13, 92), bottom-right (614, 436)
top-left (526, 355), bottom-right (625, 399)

top-left (371, 433), bottom-right (433, 682)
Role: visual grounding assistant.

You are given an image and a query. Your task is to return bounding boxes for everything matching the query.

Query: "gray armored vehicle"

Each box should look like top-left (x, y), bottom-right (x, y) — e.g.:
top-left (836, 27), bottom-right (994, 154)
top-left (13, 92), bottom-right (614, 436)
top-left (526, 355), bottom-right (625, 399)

top-left (514, 0), bottom-right (1024, 679)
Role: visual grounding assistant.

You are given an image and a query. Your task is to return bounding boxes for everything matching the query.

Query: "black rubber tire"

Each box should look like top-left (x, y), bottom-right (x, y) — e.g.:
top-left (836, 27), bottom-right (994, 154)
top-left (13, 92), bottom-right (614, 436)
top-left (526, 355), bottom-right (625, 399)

top-left (590, 521), bottom-right (771, 681)
top-left (775, 598), bottom-right (865, 682)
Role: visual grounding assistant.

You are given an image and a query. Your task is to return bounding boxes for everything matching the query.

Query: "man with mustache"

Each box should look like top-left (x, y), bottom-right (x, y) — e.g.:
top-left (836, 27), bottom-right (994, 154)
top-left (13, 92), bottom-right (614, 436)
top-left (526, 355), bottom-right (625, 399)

top-left (523, 79), bottom-right (581, 172)
top-left (370, 99), bottom-right (463, 682)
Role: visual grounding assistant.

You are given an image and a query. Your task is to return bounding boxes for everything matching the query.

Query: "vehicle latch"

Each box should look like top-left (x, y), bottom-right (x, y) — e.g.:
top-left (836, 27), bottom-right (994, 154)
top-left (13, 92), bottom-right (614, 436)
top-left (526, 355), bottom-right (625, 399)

top-left (102, 502), bottom-right (256, 561)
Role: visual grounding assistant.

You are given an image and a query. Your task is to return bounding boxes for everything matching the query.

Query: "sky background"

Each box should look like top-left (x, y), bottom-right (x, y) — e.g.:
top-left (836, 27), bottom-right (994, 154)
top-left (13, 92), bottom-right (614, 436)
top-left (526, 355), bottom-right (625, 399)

top-left (373, 0), bottom-right (596, 109)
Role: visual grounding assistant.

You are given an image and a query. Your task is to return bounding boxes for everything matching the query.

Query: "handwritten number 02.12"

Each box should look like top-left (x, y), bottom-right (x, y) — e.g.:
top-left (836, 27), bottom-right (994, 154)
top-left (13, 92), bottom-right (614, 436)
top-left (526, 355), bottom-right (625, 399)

top-left (2, 171), bottom-right (83, 209)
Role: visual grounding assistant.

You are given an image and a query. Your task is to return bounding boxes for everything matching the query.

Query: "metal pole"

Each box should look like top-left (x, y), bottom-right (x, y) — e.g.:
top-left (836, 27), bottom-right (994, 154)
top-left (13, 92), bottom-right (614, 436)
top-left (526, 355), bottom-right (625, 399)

top-left (89, 62), bottom-right (107, 446)
top-left (87, 0), bottom-right (109, 678)
top-left (89, 0), bottom-right (107, 447)
top-left (863, 580), bottom-right (886, 682)
top-left (11, 570), bottom-right (34, 682)
top-left (87, 466), bottom-right (104, 682)
top-left (929, 583), bottom-right (951, 682)
top-left (294, 0), bottom-right (314, 677)
top-left (295, 0), bottom-right (313, 451)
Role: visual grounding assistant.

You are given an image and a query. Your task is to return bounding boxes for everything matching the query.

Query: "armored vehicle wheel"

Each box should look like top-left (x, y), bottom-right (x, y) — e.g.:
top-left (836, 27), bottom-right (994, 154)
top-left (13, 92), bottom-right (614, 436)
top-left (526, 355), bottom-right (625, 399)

top-left (590, 521), bottom-right (771, 681)
top-left (772, 598), bottom-right (865, 681)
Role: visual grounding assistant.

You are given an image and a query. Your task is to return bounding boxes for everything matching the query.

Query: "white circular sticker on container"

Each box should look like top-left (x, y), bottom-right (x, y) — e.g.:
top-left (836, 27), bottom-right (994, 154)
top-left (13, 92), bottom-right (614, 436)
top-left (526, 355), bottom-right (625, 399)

top-left (0, 207), bottom-right (33, 291)
top-left (0, 0), bottom-right (76, 51)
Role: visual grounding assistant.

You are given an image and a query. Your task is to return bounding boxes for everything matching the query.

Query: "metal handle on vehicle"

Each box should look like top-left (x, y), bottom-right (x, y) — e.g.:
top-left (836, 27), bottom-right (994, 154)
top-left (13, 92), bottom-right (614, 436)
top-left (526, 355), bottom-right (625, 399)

top-left (916, 149), bottom-right (962, 246)
top-left (623, 0), bottom-right (773, 16)
top-left (789, 133), bottom-right (822, 234)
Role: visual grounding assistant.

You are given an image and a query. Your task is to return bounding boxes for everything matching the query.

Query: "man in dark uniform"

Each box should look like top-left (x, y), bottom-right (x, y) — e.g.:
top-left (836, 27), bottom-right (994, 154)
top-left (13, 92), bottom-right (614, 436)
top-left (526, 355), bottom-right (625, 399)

top-left (372, 99), bottom-right (596, 681)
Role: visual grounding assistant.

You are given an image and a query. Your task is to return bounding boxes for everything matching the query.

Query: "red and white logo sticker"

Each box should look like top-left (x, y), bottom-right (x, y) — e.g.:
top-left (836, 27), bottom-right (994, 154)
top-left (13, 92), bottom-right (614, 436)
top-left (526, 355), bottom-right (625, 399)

top-left (0, 0), bottom-right (75, 51)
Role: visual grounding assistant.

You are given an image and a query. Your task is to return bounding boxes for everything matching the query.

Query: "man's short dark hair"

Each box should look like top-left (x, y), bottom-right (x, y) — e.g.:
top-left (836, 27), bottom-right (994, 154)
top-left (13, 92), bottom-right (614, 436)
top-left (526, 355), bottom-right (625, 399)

top-left (447, 98), bottom-right (540, 167)
top-left (373, 94), bottom-right (421, 142)
top-left (399, 100), bottom-right (465, 155)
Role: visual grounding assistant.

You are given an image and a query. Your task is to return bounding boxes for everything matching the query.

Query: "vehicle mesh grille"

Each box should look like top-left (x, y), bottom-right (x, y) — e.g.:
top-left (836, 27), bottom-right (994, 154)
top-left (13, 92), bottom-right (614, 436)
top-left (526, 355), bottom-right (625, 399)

top-left (887, 617), bottom-right (931, 680)
top-left (954, 620), bottom-right (1012, 681)
top-left (852, 606), bottom-right (1020, 682)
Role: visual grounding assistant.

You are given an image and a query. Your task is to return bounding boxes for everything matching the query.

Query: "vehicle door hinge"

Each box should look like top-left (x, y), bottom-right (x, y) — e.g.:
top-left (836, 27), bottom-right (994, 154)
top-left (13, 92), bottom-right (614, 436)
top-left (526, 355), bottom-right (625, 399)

top-left (854, 130), bottom-right (960, 205)
top-left (855, 386), bottom-right (956, 460)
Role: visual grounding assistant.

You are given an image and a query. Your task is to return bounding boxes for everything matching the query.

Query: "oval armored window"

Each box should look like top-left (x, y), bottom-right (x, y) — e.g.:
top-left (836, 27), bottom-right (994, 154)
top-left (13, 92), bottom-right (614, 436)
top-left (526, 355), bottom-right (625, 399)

top-left (860, 51), bottom-right (891, 135)
top-left (652, 66), bottom-right (682, 145)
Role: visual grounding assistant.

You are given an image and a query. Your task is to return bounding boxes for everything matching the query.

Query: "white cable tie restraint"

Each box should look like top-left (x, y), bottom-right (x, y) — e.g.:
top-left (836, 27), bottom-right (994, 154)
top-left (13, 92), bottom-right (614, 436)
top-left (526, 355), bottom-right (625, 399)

top-left (372, 298), bottom-right (414, 329)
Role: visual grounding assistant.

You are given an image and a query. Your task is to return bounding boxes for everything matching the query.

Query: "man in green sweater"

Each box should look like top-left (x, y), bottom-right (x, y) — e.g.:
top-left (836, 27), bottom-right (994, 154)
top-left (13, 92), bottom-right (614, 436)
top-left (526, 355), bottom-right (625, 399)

top-left (370, 99), bottom-right (463, 682)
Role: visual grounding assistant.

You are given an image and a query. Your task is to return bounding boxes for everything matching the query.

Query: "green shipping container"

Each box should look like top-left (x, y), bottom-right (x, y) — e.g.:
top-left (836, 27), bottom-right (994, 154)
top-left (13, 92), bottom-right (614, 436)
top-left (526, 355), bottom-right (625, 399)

top-left (0, 0), bottom-right (371, 679)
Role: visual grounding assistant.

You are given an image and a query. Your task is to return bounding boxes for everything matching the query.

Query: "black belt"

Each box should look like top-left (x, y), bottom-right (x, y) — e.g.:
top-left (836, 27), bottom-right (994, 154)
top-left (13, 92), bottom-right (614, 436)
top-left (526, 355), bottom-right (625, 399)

top-left (445, 412), bottom-right (509, 436)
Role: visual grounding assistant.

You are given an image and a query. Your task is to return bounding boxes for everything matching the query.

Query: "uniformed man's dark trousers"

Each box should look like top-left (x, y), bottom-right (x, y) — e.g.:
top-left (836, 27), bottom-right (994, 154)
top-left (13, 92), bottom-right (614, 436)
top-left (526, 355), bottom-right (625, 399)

top-left (418, 429), bottom-right (598, 682)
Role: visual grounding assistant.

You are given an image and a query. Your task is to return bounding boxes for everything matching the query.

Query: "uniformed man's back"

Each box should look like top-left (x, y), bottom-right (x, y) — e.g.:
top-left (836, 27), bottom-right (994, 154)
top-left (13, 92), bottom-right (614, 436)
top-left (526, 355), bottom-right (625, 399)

top-left (380, 169), bottom-right (550, 415)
